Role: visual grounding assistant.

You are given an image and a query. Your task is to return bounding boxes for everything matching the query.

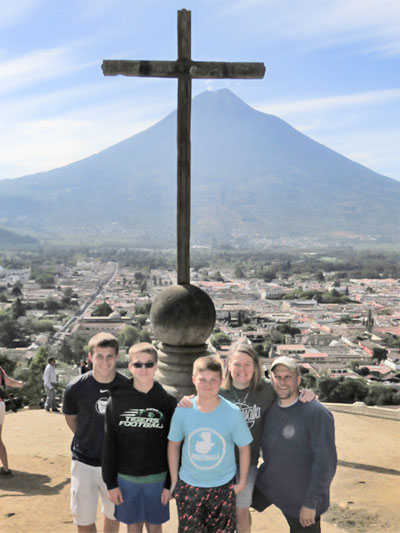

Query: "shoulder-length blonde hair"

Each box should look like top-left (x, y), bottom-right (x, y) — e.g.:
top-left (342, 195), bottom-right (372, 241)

top-left (223, 339), bottom-right (263, 391)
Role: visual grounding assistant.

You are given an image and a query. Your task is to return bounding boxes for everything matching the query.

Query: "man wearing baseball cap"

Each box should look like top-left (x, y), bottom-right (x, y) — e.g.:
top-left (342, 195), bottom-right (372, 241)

top-left (253, 356), bottom-right (337, 532)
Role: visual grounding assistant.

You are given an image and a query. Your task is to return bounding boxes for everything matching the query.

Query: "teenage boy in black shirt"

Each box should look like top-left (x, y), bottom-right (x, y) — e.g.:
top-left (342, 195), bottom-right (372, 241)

top-left (102, 342), bottom-right (176, 533)
top-left (63, 332), bottom-right (129, 533)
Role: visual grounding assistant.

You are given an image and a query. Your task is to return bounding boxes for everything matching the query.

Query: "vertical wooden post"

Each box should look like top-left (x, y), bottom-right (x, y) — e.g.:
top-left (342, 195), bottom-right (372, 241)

top-left (102, 9), bottom-right (265, 287)
top-left (177, 9), bottom-right (191, 285)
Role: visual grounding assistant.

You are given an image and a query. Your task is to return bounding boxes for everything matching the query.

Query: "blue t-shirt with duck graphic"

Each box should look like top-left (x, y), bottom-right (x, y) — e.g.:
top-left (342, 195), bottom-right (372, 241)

top-left (168, 395), bottom-right (252, 488)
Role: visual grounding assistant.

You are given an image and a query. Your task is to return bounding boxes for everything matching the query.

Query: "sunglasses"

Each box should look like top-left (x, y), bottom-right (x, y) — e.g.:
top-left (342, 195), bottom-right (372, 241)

top-left (130, 361), bottom-right (155, 369)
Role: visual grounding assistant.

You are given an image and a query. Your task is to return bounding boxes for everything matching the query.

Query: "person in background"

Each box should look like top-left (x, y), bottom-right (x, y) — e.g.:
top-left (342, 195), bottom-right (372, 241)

top-left (79, 359), bottom-right (92, 375)
top-left (0, 366), bottom-right (23, 476)
top-left (43, 356), bottom-right (58, 412)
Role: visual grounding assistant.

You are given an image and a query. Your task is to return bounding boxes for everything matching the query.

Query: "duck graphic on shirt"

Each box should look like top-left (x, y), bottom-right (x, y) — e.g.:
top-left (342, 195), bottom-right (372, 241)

top-left (195, 432), bottom-right (215, 454)
top-left (188, 428), bottom-right (226, 470)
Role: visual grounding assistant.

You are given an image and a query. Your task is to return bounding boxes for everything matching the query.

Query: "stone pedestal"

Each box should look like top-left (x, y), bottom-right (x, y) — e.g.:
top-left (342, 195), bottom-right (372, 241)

top-left (150, 284), bottom-right (216, 398)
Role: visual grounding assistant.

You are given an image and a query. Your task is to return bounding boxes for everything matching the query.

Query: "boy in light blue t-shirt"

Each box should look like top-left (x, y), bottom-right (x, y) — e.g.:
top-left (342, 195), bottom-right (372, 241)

top-left (168, 356), bottom-right (252, 533)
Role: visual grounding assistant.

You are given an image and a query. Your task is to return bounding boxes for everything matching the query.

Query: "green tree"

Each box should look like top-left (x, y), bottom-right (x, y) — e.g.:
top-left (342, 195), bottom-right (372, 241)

top-left (11, 284), bottom-right (23, 297)
top-left (211, 332), bottom-right (231, 348)
top-left (22, 346), bottom-right (49, 403)
top-left (11, 297), bottom-right (25, 319)
top-left (57, 338), bottom-right (75, 364)
top-left (373, 347), bottom-right (387, 363)
top-left (136, 315), bottom-right (148, 327)
top-left (45, 298), bottom-right (60, 314)
top-left (349, 359), bottom-right (359, 372)
top-left (0, 354), bottom-right (17, 375)
top-left (0, 313), bottom-right (21, 347)
top-left (70, 333), bottom-right (89, 362)
top-left (366, 308), bottom-right (374, 332)
top-left (31, 319), bottom-right (55, 334)
top-left (61, 287), bottom-right (74, 306)
top-left (120, 325), bottom-right (140, 349)
top-left (262, 339), bottom-right (273, 357)
top-left (91, 302), bottom-right (113, 317)
top-left (139, 330), bottom-right (152, 343)
top-left (210, 270), bottom-right (224, 281)
top-left (317, 377), bottom-right (340, 402)
top-left (140, 280), bottom-right (147, 294)
top-left (365, 384), bottom-right (393, 406)
top-left (134, 272), bottom-right (145, 282)
top-left (36, 272), bottom-right (55, 288)
top-left (234, 264), bottom-right (245, 278)
top-left (335, 379), bottom-right (368, 403)
top-left (301, 372), bottom-right (318, 391)
top-left (254, 344), bottom-right (266, 357)
top-left (135, 302), bottom-right (152, 315)
top-left (262, 270), bottom-right (276, 282)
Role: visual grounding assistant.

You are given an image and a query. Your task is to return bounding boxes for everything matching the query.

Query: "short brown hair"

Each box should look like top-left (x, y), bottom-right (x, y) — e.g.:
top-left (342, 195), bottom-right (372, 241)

top-left (193, 355), bottom-right (222, 378)
top-left (223, 339), bottom-right (263, 391)
top-left (88, 332), bottom-right (119, 355)
top-left (128, 342), bottom-right (158, 363)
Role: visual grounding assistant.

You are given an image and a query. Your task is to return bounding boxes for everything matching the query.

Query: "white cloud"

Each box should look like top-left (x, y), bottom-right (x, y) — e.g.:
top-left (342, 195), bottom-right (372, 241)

top-left (0, 79), bottom-right (177, 179)
top-left (218, 0), bottom-right (400, 55)
top-left (0, 47), bottom-right (97, 94)
top-left (256, 88), bottom-right (400, 116)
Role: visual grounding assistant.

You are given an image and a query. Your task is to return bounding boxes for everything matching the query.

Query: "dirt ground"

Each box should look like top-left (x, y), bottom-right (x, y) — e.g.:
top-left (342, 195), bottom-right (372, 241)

top-left (0, 408), bottom-right (399, 533)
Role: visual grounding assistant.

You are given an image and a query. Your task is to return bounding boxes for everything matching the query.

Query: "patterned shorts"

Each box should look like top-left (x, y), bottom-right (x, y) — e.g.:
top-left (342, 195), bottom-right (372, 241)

top-left (173, 478), bottom-right (236, 533)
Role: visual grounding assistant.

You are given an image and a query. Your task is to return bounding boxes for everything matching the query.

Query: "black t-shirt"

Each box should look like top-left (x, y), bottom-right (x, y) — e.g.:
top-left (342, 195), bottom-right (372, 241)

top-left (62, 370), bottom-right (130, 466)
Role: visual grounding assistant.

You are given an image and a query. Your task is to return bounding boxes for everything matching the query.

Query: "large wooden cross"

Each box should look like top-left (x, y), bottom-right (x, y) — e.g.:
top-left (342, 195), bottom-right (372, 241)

top-left (102, 9), bottom-right (265, 285)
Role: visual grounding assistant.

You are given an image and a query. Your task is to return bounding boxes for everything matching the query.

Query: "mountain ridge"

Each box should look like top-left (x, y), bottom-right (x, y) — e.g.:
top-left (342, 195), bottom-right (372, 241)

top-left (0, 89), bottom-right (398, 246)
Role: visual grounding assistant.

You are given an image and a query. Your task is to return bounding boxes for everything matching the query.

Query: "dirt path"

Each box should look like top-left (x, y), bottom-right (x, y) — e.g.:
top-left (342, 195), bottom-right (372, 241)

top-left (0, 409), bottom-right (398, 532)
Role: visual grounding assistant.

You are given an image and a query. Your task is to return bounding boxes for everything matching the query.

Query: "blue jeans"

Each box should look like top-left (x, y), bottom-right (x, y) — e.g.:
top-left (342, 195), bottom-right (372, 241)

top-left (44, 386), bottom-right (56, 410)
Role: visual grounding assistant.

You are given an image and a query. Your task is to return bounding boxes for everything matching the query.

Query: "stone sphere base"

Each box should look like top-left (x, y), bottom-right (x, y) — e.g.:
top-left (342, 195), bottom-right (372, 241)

top-left (150, 284), bottom-right (216, 346)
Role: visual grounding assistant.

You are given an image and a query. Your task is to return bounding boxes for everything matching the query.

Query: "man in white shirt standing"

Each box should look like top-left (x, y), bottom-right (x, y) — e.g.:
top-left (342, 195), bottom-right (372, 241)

top-left (43, 357), bottom-right (58, 412)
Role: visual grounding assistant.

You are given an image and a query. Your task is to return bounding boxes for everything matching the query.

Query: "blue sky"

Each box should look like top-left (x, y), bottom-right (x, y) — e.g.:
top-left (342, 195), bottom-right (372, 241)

top-left (1, 0), bottom-right (399, 181)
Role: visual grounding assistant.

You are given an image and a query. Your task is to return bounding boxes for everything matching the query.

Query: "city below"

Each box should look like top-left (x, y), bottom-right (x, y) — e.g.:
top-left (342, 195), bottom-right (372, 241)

top-left (1, 248), bottom-right (399, 407)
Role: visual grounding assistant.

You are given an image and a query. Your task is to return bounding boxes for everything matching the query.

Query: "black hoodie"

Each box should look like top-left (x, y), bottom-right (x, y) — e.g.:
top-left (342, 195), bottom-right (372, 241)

top-left (102, 379), bottom-right (177, 490)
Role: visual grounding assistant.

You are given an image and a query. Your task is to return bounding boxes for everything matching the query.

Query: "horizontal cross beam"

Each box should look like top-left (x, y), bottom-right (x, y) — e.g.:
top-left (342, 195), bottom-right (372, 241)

top-left (102, 59), bottom-right (265, 79)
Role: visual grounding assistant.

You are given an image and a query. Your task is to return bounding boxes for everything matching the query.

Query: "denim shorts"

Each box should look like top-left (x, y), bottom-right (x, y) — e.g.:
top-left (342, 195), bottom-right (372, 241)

top-left (114, 474), bottom-right (170, 525)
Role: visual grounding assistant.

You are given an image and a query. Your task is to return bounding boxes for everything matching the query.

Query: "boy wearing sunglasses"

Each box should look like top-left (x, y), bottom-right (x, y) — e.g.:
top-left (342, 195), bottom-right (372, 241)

top-left (102, 342), bottom-right (177, 532)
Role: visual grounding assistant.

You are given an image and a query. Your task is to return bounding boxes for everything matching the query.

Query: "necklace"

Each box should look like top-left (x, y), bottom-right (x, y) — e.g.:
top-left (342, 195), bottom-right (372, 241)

top-left (232, 385), bottom-right (250, 404)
